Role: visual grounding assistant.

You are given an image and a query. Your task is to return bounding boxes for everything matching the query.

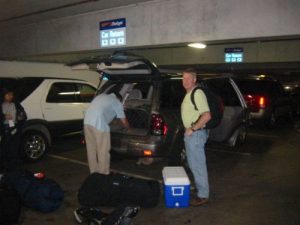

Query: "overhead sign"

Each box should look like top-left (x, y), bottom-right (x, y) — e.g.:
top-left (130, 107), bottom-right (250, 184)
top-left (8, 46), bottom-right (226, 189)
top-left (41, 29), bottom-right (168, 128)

top-left (99, 18), bottom-right (126, 48)
top-left (225, 47), bottom-right (243, 63)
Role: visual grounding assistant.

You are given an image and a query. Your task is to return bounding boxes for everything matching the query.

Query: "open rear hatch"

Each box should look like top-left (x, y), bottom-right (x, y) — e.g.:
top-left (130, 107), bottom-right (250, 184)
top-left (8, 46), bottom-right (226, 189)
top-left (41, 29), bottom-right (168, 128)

top-left (69, 51), bottom-right (160, 81)
top-left (70, 52), bottom-right (159, 136)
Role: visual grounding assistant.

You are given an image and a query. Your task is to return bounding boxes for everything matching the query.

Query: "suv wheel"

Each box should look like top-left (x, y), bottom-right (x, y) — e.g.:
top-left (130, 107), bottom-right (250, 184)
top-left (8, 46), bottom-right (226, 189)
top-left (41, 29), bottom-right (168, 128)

top-left (22, 131), bottom-right (48, 162)
top-left (266, 112), bottom-right (277, 129)
top-left (168, 142), bottom-right (189, 169)
top-left (231, 125), bottom-right (247, 148)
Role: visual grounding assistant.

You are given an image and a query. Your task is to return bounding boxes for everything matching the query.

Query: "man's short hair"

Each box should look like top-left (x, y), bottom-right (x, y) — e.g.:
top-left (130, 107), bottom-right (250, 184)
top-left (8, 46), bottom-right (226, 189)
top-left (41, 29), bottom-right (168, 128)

top-left (183, 68), bottom-right (197, 77)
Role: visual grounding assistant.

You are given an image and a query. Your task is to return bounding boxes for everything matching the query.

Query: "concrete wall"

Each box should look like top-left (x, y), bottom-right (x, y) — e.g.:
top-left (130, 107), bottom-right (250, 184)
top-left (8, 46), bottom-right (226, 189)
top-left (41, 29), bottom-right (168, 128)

top-left (0, 0), bottom-right (299, 58)
top-left (136, 39), bottom-right (300, 65)
top-left (0, 61), bottom-right (100, 86)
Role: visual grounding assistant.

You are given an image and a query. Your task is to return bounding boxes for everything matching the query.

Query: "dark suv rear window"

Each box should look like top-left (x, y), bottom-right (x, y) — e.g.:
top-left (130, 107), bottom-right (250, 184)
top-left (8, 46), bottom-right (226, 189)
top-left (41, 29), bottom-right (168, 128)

top-left (160, 80), bottom-right (185, 108)
top-left (235, 78), bottom-right (286, 97)
top-left (0, 78), bottom-right (44, 102)
top-left (204, 78), bottom-right (240, 107)
top-left (234, 79), bottom-right (273, 94)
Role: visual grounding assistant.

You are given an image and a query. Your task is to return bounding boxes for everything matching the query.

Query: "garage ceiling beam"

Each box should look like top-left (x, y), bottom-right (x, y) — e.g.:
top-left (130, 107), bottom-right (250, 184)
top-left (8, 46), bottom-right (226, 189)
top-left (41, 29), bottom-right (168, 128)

top-left (0, 0), bottom-right (100, 23)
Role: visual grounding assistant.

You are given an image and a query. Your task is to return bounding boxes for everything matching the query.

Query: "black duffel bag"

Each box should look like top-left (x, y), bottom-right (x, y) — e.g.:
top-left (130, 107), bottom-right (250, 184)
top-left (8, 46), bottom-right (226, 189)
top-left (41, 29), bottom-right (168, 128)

top-left (0, 184), bottom-right (22, 225)
top-left (78, 173), bottom-right (160, 208)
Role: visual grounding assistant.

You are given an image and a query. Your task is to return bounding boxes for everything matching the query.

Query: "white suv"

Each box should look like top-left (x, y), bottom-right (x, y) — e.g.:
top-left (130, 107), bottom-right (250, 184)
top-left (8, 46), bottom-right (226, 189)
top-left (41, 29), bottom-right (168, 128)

top-left (0, 77), bottom-right (97, 161)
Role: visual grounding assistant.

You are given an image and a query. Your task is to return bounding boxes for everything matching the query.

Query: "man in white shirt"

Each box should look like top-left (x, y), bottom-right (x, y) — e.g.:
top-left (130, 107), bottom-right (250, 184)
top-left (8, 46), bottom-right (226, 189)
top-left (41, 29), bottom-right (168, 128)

top-left (84, 93), bottom-right (129, 174)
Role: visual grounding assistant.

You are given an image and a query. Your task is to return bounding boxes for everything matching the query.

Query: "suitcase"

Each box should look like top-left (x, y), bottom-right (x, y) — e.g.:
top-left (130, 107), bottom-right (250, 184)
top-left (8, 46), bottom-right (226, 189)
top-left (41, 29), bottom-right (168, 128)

top-left (0, 185), bottom-right (22, 225)
top-left (78, 173), bottom-right (160, 208)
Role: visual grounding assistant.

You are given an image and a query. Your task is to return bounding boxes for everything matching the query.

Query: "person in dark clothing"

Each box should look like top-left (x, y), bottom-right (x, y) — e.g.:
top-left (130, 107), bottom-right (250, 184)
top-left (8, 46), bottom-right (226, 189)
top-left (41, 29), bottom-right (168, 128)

top-left (0, 88), bottom-right (27, 172)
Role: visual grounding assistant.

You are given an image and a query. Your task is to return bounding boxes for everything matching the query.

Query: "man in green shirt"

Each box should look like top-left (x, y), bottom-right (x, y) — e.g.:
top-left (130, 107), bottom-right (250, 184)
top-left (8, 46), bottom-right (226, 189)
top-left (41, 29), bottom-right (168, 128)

top-left (181, 68), bottom-right (211, 206)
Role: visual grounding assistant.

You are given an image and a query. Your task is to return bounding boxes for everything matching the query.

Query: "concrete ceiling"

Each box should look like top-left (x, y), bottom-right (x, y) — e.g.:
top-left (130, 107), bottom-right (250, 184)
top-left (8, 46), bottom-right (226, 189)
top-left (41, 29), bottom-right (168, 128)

top-left (0, 0), bottom-right (152, 24)
top-left (0, 0), bottom-right (299, 79)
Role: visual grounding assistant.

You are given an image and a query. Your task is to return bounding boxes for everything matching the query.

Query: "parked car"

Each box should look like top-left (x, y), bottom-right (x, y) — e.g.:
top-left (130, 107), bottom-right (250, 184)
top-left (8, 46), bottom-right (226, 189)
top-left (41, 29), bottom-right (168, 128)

top-left (233, 76), bottom-right (294, 128)
top-left (0, 77), bottom-right (97, 161)
top-left (71, 53), bottom-right (250, 165)
top-left (282, 82), bottom-right (300, 117)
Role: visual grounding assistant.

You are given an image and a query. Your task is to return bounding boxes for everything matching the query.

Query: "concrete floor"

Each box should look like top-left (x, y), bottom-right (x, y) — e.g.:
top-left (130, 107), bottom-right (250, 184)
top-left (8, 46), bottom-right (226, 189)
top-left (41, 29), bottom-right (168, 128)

top-left (22, 123), bottom-right (300, 225)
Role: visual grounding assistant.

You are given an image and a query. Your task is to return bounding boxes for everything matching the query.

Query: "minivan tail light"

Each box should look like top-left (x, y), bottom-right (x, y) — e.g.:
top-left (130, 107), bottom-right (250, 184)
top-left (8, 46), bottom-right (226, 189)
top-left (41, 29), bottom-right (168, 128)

top-left (143, 150), bottom-right (153, 156)
top-left (151, 114), bottom-right (168, 136)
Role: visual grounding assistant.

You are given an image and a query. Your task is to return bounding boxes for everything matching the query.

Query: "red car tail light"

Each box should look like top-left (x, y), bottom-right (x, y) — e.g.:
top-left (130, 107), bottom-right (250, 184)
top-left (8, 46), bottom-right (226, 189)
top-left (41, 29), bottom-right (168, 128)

top-left (151, 113), bottom-right (168, 136)
top-left (259, 97), bottom-right (266, 108)
top-left (243, 94), bottom-right (268, 112)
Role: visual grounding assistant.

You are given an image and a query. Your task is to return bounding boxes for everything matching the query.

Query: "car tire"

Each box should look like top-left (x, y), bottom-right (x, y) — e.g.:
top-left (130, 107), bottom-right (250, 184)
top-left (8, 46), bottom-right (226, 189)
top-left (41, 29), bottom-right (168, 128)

top-left (266, 112), bottom-right (277, 129)
top-left (231, 124), bottom-right (247, 148)
top-left (168, 140), bottom-right (190, 171)
top-left (22, 131), bottom-right (49, 162)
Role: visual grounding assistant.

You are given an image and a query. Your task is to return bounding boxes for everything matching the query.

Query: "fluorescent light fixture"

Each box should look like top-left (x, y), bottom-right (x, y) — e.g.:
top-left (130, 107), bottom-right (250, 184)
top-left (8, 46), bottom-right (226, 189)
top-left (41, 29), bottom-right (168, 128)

top-left (188, 43), bottom-right (207, 49)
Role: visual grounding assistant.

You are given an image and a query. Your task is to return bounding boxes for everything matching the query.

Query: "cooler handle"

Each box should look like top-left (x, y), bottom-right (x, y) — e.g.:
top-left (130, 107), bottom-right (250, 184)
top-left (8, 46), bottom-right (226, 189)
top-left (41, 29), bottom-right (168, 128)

top-left (172, 186), bottom-right (184, 196)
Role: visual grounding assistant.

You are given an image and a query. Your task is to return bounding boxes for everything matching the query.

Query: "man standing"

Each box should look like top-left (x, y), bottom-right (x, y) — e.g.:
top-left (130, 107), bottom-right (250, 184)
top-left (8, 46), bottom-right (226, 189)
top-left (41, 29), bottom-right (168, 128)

top-left (181, 68), bottom-right (211, 206)
top-left (84, 92), bottom-right (129, 174)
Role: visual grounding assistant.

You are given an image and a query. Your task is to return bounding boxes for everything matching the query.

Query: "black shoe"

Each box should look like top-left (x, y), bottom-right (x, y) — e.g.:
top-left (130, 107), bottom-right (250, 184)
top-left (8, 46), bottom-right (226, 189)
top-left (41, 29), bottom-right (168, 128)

top-left (74, 207), bottom-right (85, 223)
top-left (74, 207), bottom-right (108, 224)
top-left (102, 205), bottom-right (140, 225)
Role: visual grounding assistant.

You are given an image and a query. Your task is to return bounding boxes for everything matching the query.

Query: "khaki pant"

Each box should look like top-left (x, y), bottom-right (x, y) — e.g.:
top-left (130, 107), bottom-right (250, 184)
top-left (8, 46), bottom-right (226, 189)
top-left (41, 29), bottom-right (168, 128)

top-left (84, 125), bottom-right (111, 174)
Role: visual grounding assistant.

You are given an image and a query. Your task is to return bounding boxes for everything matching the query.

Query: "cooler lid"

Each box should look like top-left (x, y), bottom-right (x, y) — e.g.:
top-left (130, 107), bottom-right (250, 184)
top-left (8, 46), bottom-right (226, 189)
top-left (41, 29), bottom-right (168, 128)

top-left (162, 166), bottom-right (190, 185)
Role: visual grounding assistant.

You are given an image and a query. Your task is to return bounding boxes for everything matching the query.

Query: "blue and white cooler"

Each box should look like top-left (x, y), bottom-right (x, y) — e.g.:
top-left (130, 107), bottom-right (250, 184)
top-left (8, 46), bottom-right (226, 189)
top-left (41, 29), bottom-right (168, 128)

top-left (162, 166), bottom-right (190, 208)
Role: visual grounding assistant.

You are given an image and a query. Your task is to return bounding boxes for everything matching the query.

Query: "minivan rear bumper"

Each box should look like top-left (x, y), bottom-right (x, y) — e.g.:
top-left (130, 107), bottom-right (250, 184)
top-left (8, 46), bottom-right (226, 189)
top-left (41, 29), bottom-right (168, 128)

top-left (110, 134), bottom-right (166, 157)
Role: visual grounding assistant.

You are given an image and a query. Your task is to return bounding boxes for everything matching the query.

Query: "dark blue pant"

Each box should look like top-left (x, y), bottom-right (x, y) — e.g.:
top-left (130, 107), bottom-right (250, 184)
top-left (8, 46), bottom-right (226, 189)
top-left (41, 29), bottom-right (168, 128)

top-left (0, 132), bottom-right (22, 172)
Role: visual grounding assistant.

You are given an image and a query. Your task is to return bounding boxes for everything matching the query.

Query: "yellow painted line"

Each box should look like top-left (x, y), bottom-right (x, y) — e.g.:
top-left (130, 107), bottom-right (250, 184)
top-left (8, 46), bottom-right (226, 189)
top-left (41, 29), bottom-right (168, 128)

top-left (206, 148), bottom-right (252, 156)
top-left (48, 154), bottom-right (163, 183)
top-left (247, 133), bottom-right (280, 139)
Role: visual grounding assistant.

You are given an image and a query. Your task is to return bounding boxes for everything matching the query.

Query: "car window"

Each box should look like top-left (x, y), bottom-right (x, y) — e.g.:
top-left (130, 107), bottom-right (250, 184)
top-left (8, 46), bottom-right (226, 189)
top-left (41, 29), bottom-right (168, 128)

top-left (160, 80), bottom-right (185, 108)
top-left (0, 78), bottom-right (43, 102)
top-left (204, 78), bottom-right (240, 107)
top-left (234, 79), bottom-right (272, 94)
top-left (46, 82), bottom-right (78, 103)
top-left (101, 81), bottom-right (153, 108)
top-left (75, 83), bottom-right (96, 102)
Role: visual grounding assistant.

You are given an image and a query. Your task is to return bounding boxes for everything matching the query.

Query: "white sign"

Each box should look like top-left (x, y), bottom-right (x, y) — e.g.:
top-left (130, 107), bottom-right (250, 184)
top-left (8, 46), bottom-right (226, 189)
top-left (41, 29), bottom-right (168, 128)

top-left (100, 18), bottom-right (126, 48)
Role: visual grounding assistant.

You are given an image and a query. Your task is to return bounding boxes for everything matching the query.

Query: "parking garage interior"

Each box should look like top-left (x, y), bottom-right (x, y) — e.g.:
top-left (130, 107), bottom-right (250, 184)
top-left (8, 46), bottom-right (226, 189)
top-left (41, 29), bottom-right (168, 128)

top-left (0, 0), bottom-right (300, 225)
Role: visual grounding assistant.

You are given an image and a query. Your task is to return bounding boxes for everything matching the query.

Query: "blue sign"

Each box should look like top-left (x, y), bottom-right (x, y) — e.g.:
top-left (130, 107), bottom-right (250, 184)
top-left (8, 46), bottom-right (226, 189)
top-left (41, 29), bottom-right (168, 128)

top-left (225, 48), bottom-right (243, 63)
top-left (100, 18), bottom-right (126, 48)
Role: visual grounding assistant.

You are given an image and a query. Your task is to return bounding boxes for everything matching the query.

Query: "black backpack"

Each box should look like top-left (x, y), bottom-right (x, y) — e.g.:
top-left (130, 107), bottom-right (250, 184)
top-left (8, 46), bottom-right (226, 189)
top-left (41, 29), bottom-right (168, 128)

top-left (191, 85), bottom-right (224, 129)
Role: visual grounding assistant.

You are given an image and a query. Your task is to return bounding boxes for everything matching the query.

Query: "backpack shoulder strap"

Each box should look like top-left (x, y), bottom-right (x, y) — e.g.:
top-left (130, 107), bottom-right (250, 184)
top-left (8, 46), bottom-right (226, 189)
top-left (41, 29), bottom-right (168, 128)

top-left (190, 86), bottom-right (202, 111)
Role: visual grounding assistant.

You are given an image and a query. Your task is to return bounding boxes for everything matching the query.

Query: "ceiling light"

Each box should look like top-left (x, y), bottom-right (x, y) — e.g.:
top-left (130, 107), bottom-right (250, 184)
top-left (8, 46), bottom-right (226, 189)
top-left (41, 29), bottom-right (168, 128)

top-left (188, 43), bottom-right (207, 49)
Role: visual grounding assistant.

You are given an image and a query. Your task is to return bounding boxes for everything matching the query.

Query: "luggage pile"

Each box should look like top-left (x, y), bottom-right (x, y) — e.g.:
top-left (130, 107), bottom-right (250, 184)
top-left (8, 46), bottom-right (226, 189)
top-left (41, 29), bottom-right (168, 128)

top-left (75, 173), bottom-right (161, 225)
top-left (0, 169), bottom-right (64, 225)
